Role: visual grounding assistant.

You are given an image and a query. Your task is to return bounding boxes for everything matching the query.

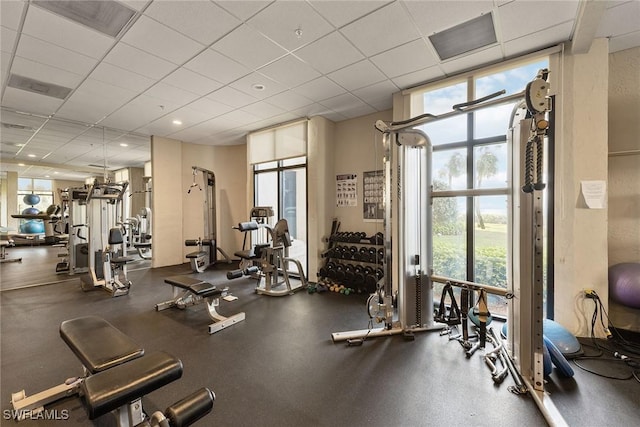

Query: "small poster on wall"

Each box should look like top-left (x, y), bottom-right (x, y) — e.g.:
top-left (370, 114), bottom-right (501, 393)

top-left (336, 173), bottom-right (357, 207)
top-left (363, 170), bottom-right (384, 221)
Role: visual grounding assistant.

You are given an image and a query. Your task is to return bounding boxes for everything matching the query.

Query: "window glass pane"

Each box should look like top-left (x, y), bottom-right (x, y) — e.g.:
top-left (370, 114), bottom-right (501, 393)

top-left (419, 115), bottom-right (467, 146)
top-left (474, 143), bottom-right (507, 189)
top-left (476, 59), bottom-right (549, 98)
top-left (432, 196), bottom-right (466, 277)
top-left (474, 195), bottom-right (508, 317)
top-left (474, 103), bottom-right (514, 139)
top-left (282, 156), bottom-right (306, 167)
top-left (255, 161), bottom-right (277, 171)
top-left (418, 81), bottom-right (468, 145)
top-left (433, 148), bottom-right (467, 190)
top-left (18, 178), bottom-right (32, 191)
top-left (281, 167), bottom-right (307, 270)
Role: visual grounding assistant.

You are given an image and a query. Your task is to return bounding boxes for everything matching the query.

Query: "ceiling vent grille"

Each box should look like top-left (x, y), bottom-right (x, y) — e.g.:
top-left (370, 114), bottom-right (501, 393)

top-left (32, 0), bottom-right (136, 38)
top-left (7, 74), bottom-right (73, 100)
top-left (429, 13), bottom-right (497, 61)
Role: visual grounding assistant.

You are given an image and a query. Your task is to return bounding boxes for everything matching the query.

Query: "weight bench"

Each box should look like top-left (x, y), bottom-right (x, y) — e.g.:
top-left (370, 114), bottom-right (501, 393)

top-left (157, 275), bottom-right (245, 334)
top-left (0, 238), bottom-right (22, 263)
top-left (11, 316), bottom-right (214, 426)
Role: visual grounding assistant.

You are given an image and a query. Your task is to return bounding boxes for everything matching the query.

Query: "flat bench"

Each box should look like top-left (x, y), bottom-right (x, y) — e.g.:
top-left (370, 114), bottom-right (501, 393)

top-left (157, 276), bottom-right (245, 334)
top-left (60, 316), bottom-right (143, 374)
top-left (164, 276), bottom-right (224, 299)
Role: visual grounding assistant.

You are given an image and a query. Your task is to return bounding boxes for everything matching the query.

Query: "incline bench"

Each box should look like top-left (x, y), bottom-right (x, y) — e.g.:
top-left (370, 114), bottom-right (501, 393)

top-left (11, 316), bottom-right (214, 426)
top-left (157, 275), bottom-right (245, 334)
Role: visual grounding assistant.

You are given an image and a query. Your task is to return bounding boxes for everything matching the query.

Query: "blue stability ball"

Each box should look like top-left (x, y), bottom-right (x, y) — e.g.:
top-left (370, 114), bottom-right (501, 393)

top-left (22, 220), bottom-right (44, 234)
top-left (22, 207), bottom-right (40, 215)
top-left (23, 194), bottom-right (41, 206)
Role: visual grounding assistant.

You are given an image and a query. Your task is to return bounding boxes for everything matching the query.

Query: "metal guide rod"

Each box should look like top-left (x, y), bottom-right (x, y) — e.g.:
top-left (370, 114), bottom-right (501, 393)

top-left (376, 90), bottom-right (525, 133)
top-left (430, 275), bottom-right (510, 297)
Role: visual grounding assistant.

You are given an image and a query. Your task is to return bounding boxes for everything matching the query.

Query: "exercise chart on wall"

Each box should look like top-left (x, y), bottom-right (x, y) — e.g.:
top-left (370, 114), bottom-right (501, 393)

top-left (363, 170), bottom-right (384, 221)
top-left (336, 174), bottom-right (357, 207)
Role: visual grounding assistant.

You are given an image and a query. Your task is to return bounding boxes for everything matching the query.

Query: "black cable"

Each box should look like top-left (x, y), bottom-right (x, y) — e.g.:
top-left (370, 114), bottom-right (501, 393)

top-left (572, 358), bottom-right (633, 380)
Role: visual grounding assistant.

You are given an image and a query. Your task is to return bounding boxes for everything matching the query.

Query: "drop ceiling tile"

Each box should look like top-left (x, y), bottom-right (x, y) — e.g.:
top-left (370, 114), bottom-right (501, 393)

top-left (440, 45), bottom-right (503, 75)
top-left (327, 60), bottom-right (386, 91)
top-left (144, 1), bottom-right (241, 45)
top-left (340, 2), bottom-right (420, 56)
top-left (229, 72), bottom-right (287, 99)
top-left (16, 34), bottom-right (98, 76)
top-left (221, 109), bottom-right (261, 127)
top-left (120, 15), bottom-right (205, 65)
top-left (352, 80), bottom-right (397, 108)
top-left (104, 42), bottom-right (176, 80)
top-left (187, 97), bottom-right (235, 118)
top-left (143, 82), bottom-right (200, 106)
top-left (241, 101), bottom-right (285, 120)
top-left (503, 21), bottom-right (574, 57)
top-left (184, 49), bottom-right (250, 84)
top-left (391, 66), bottom-right (446, 90)
top-left (404, 1), bottom-right (494, 36)
top-left (99, 95), bottom-right (181, 131)
top-left (2, 87), bottom-right (64, 116)
top-left (609, 30), bottom-right (640, 53)
top-left (1, 26), bottom-right (17, 53)
top-left (89, 61), bottom-right (155, 93)
top-left (293, 76), bottom-right (346, 101)
top-left (22, 4), bottom-right (114, 59)
top-left (248, 1), bottom-right (334, 51)
top-left (596, 1), bottom-right (640, 38)
top-left (309, 1), bottom-right (391, 29)
top-left (206, 86), bottom-right (258, 109)
top-left (1, 110), bottom-right (47, 129)
top-left (161, 68), bottom-right (223, 97)
top-left (56, 79), bottom-right (137, 124)
top-left (1, 51), bottom-right (11, 82)
top-left (294, 31), bottom-right (364, 74)
top-left (215, 1), bottom-right (272, 21)
top-left (319, 92), bottom-right (374, 117)
top-left (370, 39), bottom-right (438, 78)
top-left (11, 56), bottom-right (85, 88)
top-left (137, 116), bottom-right (188, 137)
top-left (499, 0), bottom-right (579, 41)
top-left (258, 55), bottom-right (321, 88)
top-left (117, 1), bottom-right (148, 12)
top-left (265, 90), bottom-right (314, 111)
top-left (212, 24), bottom-right (288, 69)
top-left (168, 124), bottom-right (214, 142)
top-left (0, 0), bottom-right (25, 31)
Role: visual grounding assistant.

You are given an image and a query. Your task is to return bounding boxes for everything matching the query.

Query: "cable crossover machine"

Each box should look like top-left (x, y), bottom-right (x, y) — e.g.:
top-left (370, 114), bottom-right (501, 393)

top-left (184, 166), bottom-right (232, 273)
top-left (331, 69), bottom-right (556, 422)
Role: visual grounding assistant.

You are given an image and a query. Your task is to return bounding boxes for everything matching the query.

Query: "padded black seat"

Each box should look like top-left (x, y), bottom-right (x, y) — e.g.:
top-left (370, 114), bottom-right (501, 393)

top-left (186, 251), bottom-right (207, 259)
top-left (164, 276), bottom-right (223, 298)
top-left (81, 351), bottom-right (183, 420)
top-left (133, 242), bottom-right (152, 248)
top-left (59, 316), bottom-right (144, 374)
top-left (111, 255), bottom-right (135, 265)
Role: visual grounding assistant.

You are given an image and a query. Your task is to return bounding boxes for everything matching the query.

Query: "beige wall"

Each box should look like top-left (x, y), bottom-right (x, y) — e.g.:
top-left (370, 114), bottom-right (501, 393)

top-left (608, 46), bottom-right (640, 266)
top-left (332, 110), bottom-right (391, 234)
top-left (553, 39), bottom-right (610, 336)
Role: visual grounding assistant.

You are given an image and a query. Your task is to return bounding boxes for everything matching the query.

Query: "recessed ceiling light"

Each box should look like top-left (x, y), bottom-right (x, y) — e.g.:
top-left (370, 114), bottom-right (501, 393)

top-left (18, 163), bottom-right (25, 166)
top-left (120, 143), bottom-right (129, 147)
top-left (54, 171), bottom-right (59, 174)
top-left (15, 143), bottom-right (24, 147)
top-left (252, 84), bottom-right (266, 91)
top-left (172, 120), bottom-right (183, 125)
top-left (45, 175), bottom-right (50, 178)
top-left (27, 154), bottom-right (36, 158)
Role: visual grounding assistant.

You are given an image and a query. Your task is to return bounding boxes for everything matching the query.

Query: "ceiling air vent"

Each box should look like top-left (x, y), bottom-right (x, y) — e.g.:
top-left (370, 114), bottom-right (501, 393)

top-left (1, 122), bottom-right (36, 131)
top-left (88, 164), bottom-right (108, 168)
top-left (429, 13), bottom-right (497, 61)
top-left (32, 0), bottom-right (136, 38)
top-left (7, 74), bottom-right (73, 100)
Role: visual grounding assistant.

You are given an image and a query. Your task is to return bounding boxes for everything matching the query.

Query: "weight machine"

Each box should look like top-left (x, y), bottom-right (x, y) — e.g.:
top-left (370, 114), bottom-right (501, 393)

top-left (80, 180), bottom-right (134, 297)
top-left (331, 70), bottom-right (559, 423)
top-left (184, 166), bottom-right (231, 273)
top-left (56, 187), bottom-right (90, 274)
top-left (228, 207), bottom-right (307, 296)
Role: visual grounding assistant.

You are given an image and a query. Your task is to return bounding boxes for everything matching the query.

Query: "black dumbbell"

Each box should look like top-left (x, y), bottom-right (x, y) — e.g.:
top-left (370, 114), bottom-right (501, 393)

top-left (344, 264), bottom-right (355, 284)
top-left (367, 247), bottom-right (377, 263)
top-left (354, 266), bottom-right (365, 286)
top-left (335, 264), bottom-right (346, 282)
top-left (377, 248), bottom-right (384, 264)
top-left (370, 232), bottom-right (384, 245)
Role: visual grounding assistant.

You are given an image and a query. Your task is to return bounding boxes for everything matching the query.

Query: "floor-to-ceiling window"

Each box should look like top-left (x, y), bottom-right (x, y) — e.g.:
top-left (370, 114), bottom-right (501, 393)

top-left (411, 57), bottom-right (550, 317)
top-left (248, 120), bottom-right (309, 276)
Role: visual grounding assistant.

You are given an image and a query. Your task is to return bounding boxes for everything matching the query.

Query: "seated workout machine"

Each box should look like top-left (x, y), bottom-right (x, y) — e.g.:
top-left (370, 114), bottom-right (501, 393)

top-left (156, 275), bottom-right (245, 334)
top-left (228, 212), bottom-right (307, 296)
top-left (11, 316), bottom-right (214, 426)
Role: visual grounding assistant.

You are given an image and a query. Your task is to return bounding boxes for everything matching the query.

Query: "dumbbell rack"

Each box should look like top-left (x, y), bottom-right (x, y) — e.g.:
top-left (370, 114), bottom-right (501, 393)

top-left (318, 231), bottom-right (385, 294)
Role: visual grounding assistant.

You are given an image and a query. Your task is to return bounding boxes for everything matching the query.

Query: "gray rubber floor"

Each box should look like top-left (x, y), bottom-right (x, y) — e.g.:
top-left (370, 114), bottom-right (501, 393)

top-left (1, 263), bottom-right (637, 426)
